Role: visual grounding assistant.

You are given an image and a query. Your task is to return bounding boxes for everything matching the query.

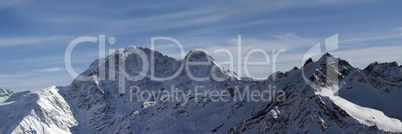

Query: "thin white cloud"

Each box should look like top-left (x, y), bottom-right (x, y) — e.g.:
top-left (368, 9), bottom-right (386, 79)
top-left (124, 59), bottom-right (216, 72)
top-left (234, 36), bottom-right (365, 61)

top-left (222, 34), bottom-right (317, 51)
top-left (105, 10), bottom-right (222, 33)
top-left (0, 73), bottom-right (31, 79)
top-left (394, 27), bottom-right (402, 31)
top-left (333, 45), bottom-right (402, 68)
top-left (0, 72), bottom-right (73, 92)
top-left (340, 33), bottom-right (402, 44)
top-left (36, 67), bottom-right (64, 73)
top-left (0, 67), bottom-right (65, 79)
top-left (0, 36), bottom-right (70, 48)
top-left (0, 67), bottom-right (74, 91)
top-left (0, 0), bottom-right (32, 8)
top-left (184, 19), bottom-right (273, 36)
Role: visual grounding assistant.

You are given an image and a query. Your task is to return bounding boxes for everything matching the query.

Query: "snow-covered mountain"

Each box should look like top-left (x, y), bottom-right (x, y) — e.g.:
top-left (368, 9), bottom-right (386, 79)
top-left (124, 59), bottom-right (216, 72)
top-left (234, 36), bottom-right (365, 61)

top-left (1, 46), bottom-right (401, 133)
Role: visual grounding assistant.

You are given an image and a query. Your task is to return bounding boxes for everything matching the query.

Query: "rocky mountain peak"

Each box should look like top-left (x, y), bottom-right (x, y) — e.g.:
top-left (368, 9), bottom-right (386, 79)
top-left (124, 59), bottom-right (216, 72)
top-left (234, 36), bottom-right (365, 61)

top-left (0, 88), bottom-right (13, 101)
top-left (363, 61), bottom-right (401, 82)
top-left (184, 49), bottom-right (214, 62)
top-left (0, 88), bottom-right (12, 96)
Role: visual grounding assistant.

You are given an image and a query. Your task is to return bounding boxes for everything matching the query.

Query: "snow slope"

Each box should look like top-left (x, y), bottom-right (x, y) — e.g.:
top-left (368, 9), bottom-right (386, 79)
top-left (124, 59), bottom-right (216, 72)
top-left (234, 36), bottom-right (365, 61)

top-left (0, 86), bottom-right (77, 134)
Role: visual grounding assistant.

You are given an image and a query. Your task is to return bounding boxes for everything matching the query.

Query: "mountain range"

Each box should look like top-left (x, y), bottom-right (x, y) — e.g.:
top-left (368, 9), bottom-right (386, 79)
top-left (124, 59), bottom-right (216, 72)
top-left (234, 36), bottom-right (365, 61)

top-left (1, 46), bottom-right (401, 133)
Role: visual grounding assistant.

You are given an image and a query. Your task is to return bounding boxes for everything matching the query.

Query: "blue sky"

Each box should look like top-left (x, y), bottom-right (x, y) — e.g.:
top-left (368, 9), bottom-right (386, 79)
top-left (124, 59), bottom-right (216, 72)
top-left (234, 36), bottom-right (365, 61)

top-left (1, 0), bottom-right (402, 92)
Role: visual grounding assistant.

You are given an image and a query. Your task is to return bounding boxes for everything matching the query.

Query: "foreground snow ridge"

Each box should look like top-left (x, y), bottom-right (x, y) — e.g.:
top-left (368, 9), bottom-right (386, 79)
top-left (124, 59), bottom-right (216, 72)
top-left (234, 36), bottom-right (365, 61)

top-left (1, 46), bottom-right (401, 133)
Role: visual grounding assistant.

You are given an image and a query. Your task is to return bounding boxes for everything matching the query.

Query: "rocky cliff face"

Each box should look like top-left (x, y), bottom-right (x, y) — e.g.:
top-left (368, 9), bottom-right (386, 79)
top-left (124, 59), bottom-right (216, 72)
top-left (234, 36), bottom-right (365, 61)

top-left (1, 46), bottom-right (401, 133)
